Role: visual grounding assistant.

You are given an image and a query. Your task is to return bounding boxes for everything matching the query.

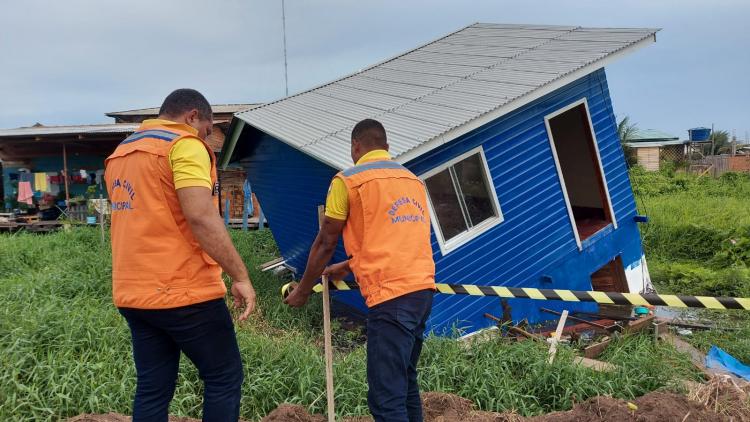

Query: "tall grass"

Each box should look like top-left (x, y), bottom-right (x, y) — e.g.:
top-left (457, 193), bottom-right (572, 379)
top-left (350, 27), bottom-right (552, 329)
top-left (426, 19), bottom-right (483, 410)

top-left (632, 167), bottom-right (750, 362)
top-left (0, 228), bottom-right (703, 421)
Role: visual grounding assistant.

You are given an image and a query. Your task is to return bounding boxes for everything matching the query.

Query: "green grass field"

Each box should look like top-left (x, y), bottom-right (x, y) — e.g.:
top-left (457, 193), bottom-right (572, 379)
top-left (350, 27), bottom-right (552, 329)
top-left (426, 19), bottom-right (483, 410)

top-left (631, 168), bottom-right (750, 362)
top-left (0, 168), bottom-right (748, 420)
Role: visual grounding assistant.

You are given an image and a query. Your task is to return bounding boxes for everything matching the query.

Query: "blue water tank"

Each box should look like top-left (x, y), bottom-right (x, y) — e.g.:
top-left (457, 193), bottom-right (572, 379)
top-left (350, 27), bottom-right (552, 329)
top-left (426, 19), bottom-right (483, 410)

top-left (688, 127), bottom-right (711, 141)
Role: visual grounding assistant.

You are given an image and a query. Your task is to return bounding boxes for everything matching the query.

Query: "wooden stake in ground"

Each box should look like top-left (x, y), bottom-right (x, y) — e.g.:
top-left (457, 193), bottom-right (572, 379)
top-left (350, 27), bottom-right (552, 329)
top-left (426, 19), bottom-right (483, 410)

top-left (98, 194), bottom-right (105, 245)
top-left (317, 205), bottom-right (335, 422)
top-left (547, 309), bottom-right (568, 364)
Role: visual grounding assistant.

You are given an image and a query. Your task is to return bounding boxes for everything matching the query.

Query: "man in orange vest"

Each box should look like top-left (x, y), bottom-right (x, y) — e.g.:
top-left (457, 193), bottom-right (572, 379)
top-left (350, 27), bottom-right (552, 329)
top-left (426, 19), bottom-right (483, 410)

top-left (285, 119), bottom-right (436, 422)
top-left (105, 89), bottom-right (256, 422)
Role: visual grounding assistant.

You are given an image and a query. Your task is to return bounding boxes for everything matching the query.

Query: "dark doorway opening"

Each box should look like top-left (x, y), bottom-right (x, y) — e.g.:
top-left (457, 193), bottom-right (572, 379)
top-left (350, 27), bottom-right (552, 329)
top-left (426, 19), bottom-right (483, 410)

top-left (547, 102), bottom-right (614, 243)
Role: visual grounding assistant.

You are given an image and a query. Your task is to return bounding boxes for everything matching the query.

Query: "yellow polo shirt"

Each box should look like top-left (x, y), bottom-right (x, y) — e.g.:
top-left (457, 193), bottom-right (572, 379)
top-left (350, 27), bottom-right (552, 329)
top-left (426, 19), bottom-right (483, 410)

top-left (140, 119), bottom-right (213, 190)
top-left (325, 149), bottom-right (392, 220)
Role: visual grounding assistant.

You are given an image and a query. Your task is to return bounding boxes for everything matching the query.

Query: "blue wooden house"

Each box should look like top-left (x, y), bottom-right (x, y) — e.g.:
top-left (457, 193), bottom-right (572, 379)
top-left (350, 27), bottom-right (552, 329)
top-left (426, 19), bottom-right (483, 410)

top-left (221, 23), bottom-right (659, 335)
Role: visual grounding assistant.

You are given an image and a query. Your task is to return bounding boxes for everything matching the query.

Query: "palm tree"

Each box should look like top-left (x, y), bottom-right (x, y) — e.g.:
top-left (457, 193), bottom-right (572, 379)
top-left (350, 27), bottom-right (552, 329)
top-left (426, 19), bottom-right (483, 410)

top-left (617, 116), bottom-right (639, 142)
top-left (709, 130), bottom-right (731, 155)
top-left (617, 116), bottom-right (638, 165)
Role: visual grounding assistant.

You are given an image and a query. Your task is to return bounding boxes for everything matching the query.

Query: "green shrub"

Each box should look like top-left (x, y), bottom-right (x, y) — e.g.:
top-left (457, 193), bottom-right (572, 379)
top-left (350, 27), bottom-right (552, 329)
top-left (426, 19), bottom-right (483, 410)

top-left (650, 261), bottom-right (750, 298)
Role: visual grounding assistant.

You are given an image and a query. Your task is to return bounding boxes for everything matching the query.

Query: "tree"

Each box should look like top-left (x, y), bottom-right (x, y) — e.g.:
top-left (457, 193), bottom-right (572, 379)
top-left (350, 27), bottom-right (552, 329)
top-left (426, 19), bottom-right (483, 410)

top-left (617, 116), bottom-right (639, 166)
top-left (708, 129), bottom-right (731, 155)
top-left (617, 116), bottom-right (639, 142)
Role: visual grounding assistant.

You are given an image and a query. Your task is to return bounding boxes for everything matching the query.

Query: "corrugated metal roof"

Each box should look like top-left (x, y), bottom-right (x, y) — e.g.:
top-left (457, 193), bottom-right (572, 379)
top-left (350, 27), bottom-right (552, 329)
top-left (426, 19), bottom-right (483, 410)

top-left (629, 128), bottom-right (679, 141)
top-left (231, 23), bottom-right (659, 170)
top-left (626, 140), bottom-right (686, 148)
top-left (0, 123), bottom-right (140, 138)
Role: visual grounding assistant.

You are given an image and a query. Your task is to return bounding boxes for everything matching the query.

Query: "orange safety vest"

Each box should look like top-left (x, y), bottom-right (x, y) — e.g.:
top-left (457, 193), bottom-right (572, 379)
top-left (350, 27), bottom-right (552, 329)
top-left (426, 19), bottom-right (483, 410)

top-left (105, 124), bottom-right (225, 309)
top-left (337, 160), bottom-right (436, 307)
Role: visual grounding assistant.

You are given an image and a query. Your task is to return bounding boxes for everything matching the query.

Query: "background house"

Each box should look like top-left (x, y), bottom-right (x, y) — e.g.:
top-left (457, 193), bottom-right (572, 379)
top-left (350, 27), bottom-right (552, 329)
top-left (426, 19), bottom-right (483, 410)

top-left (1, 104), bottom-right (260, 222)
top-left (222, 23), bottom-right (658, 335)
top-left (625, 129), bottom-right (686, 171)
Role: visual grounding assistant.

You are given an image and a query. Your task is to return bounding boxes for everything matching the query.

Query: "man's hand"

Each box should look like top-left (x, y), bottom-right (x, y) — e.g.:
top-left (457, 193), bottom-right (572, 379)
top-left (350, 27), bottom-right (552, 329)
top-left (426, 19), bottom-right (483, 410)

top-left (286, 216), bottom-right (346, 309)
top-left (323, 261), bottom-right (351, 280)
top-left (231, 280), bottom-right (256, 321)
top-left (283, 285), bottom-right (312, 308)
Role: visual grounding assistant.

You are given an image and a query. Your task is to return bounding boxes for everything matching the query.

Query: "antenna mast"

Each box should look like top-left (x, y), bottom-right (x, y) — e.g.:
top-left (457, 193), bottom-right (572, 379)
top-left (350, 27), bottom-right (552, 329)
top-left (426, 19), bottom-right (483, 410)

top-left (282, 0), bottom-right (289, 96)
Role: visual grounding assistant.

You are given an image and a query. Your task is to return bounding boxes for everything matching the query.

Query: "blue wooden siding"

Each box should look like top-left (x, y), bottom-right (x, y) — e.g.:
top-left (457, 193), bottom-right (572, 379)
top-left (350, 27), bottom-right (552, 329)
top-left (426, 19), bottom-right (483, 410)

top-left (239, 133), bottom-right (352, 270)
top-left (239, 68), bottom-right (645, 335)
top-left (405, 68), bottom-right (643, 334)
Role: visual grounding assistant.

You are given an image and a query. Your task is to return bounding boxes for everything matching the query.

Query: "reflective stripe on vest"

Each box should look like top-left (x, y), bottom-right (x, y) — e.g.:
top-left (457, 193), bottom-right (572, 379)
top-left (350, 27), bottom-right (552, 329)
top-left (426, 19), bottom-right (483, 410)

top-left (105, 126), bottom-right (224, 309)
top-left (339, 160), bottom-right (436, 307)
top-left (342, 160), bottom-right (407, 177)
top-left (120, 129), bottom-right (182, 145)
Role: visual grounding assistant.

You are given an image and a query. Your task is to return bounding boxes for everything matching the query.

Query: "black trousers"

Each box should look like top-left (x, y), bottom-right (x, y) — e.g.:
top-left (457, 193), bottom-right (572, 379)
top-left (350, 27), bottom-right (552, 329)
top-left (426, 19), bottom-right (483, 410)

top-left (366, 289), bottom-right (434, 422)
top-left (119, 298), bottom-right (243, 422)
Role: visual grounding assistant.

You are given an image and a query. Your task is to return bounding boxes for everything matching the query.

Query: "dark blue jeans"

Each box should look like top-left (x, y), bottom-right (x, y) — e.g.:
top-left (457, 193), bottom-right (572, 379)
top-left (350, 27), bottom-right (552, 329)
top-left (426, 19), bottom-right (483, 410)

top-left (119, 298), bottom-right (243, 422)
top-left (366, 289), bottom-right (434, 422)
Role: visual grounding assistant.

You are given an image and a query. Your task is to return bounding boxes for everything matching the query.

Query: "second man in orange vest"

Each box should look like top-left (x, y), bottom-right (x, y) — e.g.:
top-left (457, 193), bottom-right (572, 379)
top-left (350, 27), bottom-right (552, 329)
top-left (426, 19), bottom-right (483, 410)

top-left (285, 119), bottom-right (436, 422)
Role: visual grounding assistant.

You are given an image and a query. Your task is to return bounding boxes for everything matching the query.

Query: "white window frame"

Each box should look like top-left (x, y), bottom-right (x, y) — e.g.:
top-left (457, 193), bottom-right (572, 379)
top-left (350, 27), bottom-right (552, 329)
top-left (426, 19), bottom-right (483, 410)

top-left (544, 98), bottom-right (618, 251)
top-left (420, 146), bottom-right (504, 255)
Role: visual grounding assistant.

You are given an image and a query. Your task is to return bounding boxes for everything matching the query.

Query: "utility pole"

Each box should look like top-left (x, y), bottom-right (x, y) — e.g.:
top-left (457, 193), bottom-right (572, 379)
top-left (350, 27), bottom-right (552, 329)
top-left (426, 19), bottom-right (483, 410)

top-left (281, 0), bottom-right (289, 96)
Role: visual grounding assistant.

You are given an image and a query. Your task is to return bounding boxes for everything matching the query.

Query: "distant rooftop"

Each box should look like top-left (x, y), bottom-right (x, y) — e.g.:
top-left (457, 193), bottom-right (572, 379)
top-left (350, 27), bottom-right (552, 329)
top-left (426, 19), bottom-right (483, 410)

top-left (107, 104), bottom-right (259, 119)
top-left (625, 129), bottom-right (685, 148)
top-left (629, 129), bottom-right (679, 142)
top-left (0, 123), bottom-right (139, 138)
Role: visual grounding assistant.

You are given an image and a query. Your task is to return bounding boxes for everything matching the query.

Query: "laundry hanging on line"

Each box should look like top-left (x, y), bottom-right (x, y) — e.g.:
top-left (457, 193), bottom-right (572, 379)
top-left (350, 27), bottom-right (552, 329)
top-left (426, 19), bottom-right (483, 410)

top-left (34, 173), bottom-right (48, 192)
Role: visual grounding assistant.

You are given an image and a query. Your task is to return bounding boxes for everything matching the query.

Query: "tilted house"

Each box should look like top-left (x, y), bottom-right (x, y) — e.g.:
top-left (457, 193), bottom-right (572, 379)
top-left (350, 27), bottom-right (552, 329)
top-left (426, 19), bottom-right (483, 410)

top-left (222, 23), bottom-right (659, 335)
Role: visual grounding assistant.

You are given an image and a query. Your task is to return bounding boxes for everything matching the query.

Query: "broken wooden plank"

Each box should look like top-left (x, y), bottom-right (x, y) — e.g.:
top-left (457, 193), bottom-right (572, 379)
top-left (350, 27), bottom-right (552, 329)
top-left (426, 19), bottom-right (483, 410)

top-left (653, 321), bottom-right (669, 342)
top-left (542, 307), bottom-right (620, 332)
top-left (509, 326), bottom-right (544, 341)
top-left (584, 337), bottom-right (612, 359)
top-left (624, 315), bottom-right (655, 334)
top-left (547, 310), bottom-right (569, 364)
top-left (258, 257), bottom-right (286, 272)
top-left (655, 318), bottom-right (739, 332)
top-left (574, 356), bottom-right (617, 372)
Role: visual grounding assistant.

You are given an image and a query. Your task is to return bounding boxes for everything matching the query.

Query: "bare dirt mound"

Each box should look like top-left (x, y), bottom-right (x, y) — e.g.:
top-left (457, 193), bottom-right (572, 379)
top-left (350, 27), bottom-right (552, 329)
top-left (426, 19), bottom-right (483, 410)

top-left (67, 382), bottom-right (749, 422)
top-left (529, 391), bottom-right (727, 422)
top-left (421, 391), bottom-right (521, 421)
top-left (260, 403), bottom-right (325, 422)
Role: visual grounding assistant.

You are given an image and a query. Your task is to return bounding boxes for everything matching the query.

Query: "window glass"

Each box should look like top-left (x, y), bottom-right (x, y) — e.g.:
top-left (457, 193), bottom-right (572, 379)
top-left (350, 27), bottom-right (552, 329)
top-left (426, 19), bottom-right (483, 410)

top-left (424, 168), bottom-right (468, 241)
top-left (453, 153), bottom-right (496, 226)
top-left (424, 149), bottom-right (501, 247)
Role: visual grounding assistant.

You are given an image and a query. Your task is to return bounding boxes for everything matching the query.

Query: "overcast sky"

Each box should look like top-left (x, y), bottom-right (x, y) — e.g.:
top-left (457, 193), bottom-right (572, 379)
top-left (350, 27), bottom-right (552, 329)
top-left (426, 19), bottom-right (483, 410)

top-left (1, 0), bottom-right (748, 140)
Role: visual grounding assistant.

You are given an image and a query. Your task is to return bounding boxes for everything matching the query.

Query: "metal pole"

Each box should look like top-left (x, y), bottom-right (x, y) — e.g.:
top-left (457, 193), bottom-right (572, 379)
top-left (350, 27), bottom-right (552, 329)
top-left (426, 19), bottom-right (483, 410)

top-left (281, 0), bottom-right (289, 96)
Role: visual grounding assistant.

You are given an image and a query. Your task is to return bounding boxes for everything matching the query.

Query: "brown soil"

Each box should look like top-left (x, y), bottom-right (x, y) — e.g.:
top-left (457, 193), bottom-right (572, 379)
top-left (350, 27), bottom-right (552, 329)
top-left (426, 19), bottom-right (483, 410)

top-left (260, 403), bottom-right (326, 422)
top-left (528, 392), bottom-right (728, 422)
top-left (67, 382), bottom-right (749, 422)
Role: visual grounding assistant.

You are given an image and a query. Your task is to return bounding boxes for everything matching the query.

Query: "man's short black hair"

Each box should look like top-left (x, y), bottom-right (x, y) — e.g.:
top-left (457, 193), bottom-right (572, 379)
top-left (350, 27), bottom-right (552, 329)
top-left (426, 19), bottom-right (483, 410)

top-left (351, 118), bottom-right (387, 147)
top-left (158, 88), bottom-right (212, 121)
